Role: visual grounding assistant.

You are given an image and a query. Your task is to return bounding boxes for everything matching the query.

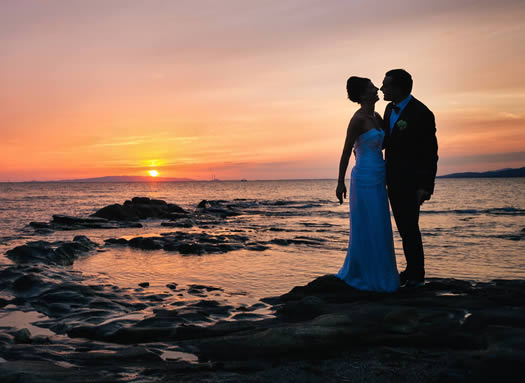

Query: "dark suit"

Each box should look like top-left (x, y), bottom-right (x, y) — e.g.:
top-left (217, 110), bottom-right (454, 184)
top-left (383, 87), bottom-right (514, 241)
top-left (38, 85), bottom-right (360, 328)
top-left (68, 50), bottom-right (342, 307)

top-left (383, 97), bottom-right (438, 280)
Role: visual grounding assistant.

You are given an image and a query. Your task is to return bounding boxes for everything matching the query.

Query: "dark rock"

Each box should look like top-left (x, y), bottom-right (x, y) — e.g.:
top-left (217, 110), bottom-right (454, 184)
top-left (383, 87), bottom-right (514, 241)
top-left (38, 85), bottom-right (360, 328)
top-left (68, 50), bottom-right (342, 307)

top-left (161, 219), bottom-right (194, 228)
top-left (29, 221), bottom-right (51, 229)
top-left (279, 274), bottom-right (357, 302)
top-left (104, 238), bottom-right (129, 245)
top-left (0, 332), bottom-right (14, 345)
top-left (178, 243), bottom-right (204, 255)
top-left (13, 328), bottom-right (31, 343)
top-left (6, 241), bottom-right (56, 264)
top-left (276, 295), bottom-right (327, 322)
top-left (196, 200), bottom-right (209, 209)
top-left (246, 245), bottom-right (270, 251)
top-left (13, 274), bottom-right (42, 291)
top-left (139, 282), bottom-right (150, 288)
top-left (231, 313), bottom-right (265, 320)
top-left (52, 215), bottom-right (108, 225)
top-left (91, 203), bottom-right (139, 221)
top-left (166, 283), bottom-right (178, 290)
top-left (168, 203), bottom-right (186, 213)
top-left (128, 237), bottom-right (163, 250)
top-left (6, 239), bottom-right (95, 266)
top-left (195, 200), bottom-right (241, 218)
top-left (188, 284), bottom-right (224, 292)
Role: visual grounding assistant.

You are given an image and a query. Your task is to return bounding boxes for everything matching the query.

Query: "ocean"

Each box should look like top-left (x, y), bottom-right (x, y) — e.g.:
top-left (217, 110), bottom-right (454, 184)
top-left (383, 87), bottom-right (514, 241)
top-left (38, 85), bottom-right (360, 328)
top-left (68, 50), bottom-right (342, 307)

top-left (0, 178), bottom-right (523, 302)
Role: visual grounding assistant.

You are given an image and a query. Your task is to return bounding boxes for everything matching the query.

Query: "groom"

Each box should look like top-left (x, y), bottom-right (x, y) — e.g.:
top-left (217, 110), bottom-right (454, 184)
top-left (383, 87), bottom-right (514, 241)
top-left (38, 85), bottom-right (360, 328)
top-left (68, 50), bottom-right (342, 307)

top-left (380, 69), bottom-right (438, 288)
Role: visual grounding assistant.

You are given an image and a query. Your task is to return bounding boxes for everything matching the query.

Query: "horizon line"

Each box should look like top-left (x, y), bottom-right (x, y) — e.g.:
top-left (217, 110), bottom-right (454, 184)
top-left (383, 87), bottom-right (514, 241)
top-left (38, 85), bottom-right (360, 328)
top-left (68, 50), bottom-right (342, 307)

top-left (1, 166), bottom-right (523, 183)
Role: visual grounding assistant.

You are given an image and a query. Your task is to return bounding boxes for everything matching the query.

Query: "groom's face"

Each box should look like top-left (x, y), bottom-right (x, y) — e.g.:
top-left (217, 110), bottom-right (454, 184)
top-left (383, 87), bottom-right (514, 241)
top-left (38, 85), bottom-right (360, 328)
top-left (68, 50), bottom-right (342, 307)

top-left (380, 76), bottom-right (395, 101)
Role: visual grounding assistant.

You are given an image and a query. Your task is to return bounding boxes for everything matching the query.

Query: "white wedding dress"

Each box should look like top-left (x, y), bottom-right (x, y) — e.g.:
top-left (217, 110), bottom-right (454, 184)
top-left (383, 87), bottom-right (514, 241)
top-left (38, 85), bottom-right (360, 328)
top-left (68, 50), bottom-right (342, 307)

top-left (336, 129), bottom-right (400, 292)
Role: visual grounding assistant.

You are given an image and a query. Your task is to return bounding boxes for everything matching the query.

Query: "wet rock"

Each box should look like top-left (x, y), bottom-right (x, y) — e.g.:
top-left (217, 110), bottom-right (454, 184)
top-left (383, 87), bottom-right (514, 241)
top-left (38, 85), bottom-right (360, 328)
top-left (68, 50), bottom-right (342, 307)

top-left (195, 200), bottom-right (241, 218)
top-left (13, 328), bottom-right (31, 344)
top-left (187, 300), bottom-right (234, 317)
top-left (91, 203), bottom-right (140, 221)
top-left (0, 360), bottom-right (94, 383)
top-left (161, 219), bottom-right (194, 228)
top-left (52, 215), bottom-right (107, 226)
top-left (270, 237), bottom-right (325, 247)
top-left (139, 282), bottom-right (150, 288)
top-left (188, 284), bottom-right (224, 293)
top-left (29, 221), bottom-right (51, 229)
top-left (167, 203), bottom-right (186, 214)
top-left (246, 244), bottom-right (270, 251)
top-left (39, 214), bottom-right (144, 230)
top-left (128, 237), bottom-right (163, 250)
top-left (75, 346), bottom-right (163, 364)
top-left (13, 274), bottom-right (42, 291)
top-left (0, 332), bottom-right (14, 345)
top-left (6, 237), bottom-right (97, 266)
top-left (166, 283), bottom-right (178, 290)
top-left (231, 313), bottom-right (265, 320)
top-left (196, 200), bottom-right (209, 209)
top-left (178, 243), bottom-right (204, 255)
top-left (91, 197), bottom-right (186, 221)
top-left (104, 238), bottom-right (129, 245)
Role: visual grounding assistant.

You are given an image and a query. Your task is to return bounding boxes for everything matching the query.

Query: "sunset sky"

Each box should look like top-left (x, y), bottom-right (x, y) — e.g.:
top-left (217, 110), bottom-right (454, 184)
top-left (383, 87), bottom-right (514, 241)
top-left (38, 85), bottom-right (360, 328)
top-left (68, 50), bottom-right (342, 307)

top-left (1, 0), bottom-right (524, 181)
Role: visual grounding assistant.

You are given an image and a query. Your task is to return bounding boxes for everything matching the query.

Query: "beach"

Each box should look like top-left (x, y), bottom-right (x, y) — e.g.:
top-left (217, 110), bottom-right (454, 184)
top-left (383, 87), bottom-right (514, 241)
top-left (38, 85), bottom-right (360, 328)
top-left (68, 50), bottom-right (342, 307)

top-left (0, 179), bottom-right (524, 381)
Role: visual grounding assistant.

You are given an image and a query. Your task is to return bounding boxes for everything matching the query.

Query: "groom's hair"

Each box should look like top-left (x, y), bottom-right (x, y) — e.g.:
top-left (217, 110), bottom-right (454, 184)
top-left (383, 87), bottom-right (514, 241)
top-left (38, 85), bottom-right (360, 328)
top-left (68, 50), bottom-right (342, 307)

top-left (386, 69), bottom-right (413, 96)
top-left (346, 76), bottom-right (370, 103)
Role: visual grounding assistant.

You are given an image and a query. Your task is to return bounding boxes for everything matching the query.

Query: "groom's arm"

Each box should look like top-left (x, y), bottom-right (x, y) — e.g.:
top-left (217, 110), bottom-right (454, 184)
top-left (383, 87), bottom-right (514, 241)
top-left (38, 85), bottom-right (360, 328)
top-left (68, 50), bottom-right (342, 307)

top-left (415, 107), bottom-right (438, 196)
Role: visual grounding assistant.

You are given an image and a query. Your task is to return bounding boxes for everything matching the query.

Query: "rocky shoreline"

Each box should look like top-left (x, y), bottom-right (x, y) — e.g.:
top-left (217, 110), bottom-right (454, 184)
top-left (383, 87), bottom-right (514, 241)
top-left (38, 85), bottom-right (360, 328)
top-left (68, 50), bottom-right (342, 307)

top-left (1, 197), bottom-right (524, 382)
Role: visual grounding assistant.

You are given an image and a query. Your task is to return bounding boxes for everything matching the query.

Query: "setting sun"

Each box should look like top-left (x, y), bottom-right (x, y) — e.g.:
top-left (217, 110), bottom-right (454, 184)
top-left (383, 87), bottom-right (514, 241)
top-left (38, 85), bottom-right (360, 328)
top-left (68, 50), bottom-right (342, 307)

top-left (148, 170), bottom-right (159, 177)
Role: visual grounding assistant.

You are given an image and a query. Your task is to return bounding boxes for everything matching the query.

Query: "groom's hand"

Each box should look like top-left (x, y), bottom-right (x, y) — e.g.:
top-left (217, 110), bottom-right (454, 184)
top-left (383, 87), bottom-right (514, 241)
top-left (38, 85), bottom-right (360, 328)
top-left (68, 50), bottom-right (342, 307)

top-left (336, 182), bottom-right (347, 205)
top-left (416, 189), bottom-right (431, 206)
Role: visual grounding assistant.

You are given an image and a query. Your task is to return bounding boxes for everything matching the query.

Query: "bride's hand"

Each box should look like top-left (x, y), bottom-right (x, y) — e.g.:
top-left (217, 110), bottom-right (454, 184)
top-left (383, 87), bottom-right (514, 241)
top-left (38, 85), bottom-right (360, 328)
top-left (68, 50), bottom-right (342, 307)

top-left (336, 182), bottom-right (347, 205)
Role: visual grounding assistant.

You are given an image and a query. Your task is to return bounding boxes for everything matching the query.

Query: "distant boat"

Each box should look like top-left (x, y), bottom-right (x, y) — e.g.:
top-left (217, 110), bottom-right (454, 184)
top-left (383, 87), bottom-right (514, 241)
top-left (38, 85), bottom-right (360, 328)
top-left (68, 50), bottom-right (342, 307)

top-left (211, 175), bottom-right (221, 182)
top-left (240, 179), bottom-right (248, 182)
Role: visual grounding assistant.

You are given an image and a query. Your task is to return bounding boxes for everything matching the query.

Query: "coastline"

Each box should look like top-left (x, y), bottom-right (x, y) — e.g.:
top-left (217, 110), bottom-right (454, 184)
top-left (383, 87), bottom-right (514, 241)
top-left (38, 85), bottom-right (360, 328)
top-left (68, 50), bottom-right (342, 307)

top-left (0, 195), bottom-right (524, 381)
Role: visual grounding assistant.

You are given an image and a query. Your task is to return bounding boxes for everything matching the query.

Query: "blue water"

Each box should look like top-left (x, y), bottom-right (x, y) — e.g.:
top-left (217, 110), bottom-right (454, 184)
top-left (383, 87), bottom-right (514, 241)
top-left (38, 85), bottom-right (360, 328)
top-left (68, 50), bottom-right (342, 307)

top-left (0, 179), bottom-right (523, 298)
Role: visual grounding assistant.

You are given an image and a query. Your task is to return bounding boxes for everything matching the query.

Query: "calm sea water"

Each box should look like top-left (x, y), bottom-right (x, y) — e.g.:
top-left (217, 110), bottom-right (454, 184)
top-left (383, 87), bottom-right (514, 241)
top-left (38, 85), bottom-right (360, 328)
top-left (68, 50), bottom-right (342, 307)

top-left (0, 179), bottom-right (523, 299)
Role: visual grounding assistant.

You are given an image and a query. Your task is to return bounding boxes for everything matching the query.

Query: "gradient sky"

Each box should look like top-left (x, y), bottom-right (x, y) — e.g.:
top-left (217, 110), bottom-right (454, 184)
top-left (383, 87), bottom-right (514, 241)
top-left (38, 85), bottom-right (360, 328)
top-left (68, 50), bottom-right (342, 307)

top-left (1, 0), bottom-right (524, 181)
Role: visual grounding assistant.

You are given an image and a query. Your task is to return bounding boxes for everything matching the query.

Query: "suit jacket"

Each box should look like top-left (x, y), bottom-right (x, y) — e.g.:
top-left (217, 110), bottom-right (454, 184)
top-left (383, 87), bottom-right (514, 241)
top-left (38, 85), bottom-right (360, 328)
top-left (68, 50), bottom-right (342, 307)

top-left (383, 97), bottom-right (438, 194)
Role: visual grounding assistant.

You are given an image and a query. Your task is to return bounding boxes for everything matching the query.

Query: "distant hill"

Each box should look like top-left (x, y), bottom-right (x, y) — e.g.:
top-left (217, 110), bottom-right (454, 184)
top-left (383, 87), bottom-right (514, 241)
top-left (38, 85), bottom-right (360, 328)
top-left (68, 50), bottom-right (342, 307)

top-left (49, 176), bottom-right (195, 183)
top-left (438, 167), bottom-right (525, 178)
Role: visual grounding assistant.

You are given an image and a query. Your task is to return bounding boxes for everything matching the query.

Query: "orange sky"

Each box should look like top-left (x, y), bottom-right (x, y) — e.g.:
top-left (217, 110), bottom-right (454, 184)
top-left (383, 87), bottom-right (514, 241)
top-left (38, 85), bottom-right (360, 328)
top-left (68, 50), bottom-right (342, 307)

top-left (1, 0), bottom-right (524, 181)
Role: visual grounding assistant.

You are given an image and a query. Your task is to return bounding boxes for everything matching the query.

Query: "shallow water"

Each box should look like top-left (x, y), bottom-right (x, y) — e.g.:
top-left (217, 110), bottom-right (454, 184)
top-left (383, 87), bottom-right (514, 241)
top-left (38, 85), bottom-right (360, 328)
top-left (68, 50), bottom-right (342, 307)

top-left (0, 178), bottom-right (524, 303)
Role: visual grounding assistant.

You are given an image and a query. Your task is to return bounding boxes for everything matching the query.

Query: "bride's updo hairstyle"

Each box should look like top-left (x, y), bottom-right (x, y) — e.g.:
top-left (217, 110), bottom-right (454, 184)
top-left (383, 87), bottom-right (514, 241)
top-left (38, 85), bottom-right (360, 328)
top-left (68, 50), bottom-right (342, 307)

top-left (346, 76), bottom-right (370, 103)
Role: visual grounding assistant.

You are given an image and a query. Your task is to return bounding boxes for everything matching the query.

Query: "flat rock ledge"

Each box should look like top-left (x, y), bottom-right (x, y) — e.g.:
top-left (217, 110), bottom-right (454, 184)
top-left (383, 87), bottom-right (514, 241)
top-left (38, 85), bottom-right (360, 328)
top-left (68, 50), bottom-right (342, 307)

top-left (2, 273), bottom-right (525, 382)
top-left (177, 275), bottom-right (525, 381)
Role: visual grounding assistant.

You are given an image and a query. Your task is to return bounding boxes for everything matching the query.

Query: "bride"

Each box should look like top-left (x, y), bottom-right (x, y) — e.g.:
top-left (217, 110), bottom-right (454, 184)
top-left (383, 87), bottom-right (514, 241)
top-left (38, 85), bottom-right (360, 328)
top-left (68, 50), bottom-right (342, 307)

top-left (335, 76), bottom-right (400, 292)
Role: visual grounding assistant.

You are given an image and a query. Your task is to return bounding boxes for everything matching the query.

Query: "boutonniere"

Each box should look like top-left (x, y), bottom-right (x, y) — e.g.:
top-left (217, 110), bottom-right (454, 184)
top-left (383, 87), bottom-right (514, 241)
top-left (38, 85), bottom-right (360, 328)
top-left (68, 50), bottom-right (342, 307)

top-left (396, 120), bottom-right (408, 131)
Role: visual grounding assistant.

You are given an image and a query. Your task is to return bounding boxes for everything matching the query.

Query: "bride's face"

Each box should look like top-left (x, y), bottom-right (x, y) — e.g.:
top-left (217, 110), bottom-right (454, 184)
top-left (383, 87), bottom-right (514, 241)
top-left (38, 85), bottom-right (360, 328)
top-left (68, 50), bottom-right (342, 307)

top-left (361, 81), bottom-right (379, 103)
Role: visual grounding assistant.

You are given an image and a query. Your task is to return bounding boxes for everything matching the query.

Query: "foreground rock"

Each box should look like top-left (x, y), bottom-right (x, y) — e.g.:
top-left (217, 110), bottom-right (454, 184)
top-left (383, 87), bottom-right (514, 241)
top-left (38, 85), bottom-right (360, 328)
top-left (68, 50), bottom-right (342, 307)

top-left (5, 236), bottom-right (98, 265)
top-left (171, 275), bottom-right (525, 381)
top-left (2, 261), bottom-right (525, 382)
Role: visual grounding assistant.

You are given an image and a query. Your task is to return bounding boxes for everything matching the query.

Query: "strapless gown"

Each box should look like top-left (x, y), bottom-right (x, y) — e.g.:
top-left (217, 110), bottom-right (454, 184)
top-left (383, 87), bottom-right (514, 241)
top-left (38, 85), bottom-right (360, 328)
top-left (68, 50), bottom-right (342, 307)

top-left (336, 129), bottom-right (400, 292)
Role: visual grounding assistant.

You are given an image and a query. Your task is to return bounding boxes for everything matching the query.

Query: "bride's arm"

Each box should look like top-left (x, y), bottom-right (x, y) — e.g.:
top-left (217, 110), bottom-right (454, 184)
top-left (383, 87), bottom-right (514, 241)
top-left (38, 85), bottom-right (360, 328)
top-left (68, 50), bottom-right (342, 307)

top-left (336, 117), bottom-right (364, 204)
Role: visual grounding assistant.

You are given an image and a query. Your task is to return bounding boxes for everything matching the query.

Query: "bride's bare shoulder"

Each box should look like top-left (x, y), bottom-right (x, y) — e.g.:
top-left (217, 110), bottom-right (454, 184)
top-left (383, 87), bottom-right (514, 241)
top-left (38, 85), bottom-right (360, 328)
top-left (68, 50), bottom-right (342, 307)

top-left (347, 113), bottom-right (367, 136)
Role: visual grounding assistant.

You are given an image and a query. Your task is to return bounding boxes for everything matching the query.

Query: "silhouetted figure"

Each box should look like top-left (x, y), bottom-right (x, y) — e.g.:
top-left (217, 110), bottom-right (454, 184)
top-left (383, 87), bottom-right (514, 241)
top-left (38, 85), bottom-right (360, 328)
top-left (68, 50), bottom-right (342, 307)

top-left (380, 69), bottom-right (438, 288)
top-left (335, 77), bottom-right (400, 292)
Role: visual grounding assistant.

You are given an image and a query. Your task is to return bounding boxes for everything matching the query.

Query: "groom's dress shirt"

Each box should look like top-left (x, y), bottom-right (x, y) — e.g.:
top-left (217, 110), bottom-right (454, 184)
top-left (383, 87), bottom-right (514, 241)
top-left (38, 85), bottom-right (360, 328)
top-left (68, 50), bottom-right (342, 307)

top-left (390, 94), bottom-right (412, 133)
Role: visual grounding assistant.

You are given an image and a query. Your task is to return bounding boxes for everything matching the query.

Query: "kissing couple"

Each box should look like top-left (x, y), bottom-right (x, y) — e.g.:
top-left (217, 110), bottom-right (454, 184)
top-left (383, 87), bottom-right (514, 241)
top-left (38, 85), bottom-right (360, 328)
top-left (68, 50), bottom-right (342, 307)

top-left (335, 69), bottom-right (438, 292)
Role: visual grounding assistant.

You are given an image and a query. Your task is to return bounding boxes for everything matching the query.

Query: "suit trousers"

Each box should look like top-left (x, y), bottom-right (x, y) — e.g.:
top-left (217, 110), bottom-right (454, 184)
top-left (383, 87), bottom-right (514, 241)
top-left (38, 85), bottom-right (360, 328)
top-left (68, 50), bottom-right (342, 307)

top-left (387, 186), bottom-right (425, 280)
